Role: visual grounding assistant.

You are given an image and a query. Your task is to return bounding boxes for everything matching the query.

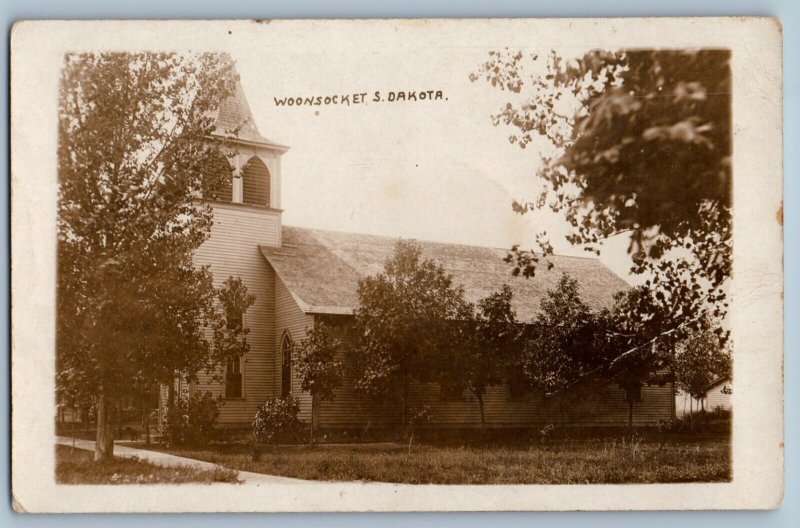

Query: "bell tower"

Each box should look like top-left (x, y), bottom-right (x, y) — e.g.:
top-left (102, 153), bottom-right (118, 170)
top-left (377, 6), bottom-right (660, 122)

top-left (206, 61), bottom-right (289, 247)
top-left (189, 59), bottom-right (290, 422)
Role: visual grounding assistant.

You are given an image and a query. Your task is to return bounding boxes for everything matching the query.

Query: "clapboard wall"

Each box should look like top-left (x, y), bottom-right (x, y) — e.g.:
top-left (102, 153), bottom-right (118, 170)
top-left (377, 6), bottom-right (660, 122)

top-left (274, 275), bottom-right (316, 422)
top-left (190, 202), bottom-right (280, 425)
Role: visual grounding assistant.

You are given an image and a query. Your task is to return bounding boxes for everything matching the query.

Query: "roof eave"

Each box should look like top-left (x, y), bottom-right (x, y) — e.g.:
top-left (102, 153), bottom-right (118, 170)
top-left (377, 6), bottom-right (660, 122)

top-left (208, 133), bottom-right (291, 152)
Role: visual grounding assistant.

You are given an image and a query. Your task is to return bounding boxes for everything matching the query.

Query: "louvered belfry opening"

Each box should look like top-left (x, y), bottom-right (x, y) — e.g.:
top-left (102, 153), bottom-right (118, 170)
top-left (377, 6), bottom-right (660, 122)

top-left (242, 156), bottom-right (270, 207)
top-left (202, 150), bottom-right (233, 202)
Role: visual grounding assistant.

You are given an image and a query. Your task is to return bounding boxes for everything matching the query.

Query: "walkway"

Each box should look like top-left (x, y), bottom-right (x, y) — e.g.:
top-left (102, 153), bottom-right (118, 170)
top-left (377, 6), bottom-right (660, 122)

top-left (55, 436), bottom-right (309, 485)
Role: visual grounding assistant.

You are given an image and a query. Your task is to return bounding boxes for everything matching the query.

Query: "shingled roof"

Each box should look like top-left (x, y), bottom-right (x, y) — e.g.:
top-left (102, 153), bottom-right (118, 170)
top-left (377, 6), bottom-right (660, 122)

top-left (211, 58), bottom-right (288, 150)
top-left (261, 226), bottom-right (630, 322)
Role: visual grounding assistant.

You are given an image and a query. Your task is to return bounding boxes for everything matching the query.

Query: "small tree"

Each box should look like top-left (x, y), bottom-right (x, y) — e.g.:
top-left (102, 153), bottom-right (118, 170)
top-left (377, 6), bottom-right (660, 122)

top-left (352, 240), bottom-right (468, 426)
top-left (458, 285), bottom-right (520, 427)
top-left (294, 321), bottom-right (344, 444)
top-left (674, 326), bottom-right (732, 418)
top-left (523, 274), bottom-right (605, 425)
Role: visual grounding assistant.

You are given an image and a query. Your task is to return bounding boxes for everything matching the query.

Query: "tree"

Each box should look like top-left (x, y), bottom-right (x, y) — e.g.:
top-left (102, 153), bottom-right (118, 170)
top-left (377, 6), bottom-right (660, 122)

top-left (352, 240), bottom-right (469, 426)
top-left (457, 285), bottom-right (520, 427)
top-left (471, 49), bottom-right (732, 353)
top-left (522, 274), bottom-right (608, 425)
top-left (294, 321), bottom-right (344, 444)
top-left (673, 325), bottom-right (732, 415)
top-left (57, 52), bottom-right (249, 460)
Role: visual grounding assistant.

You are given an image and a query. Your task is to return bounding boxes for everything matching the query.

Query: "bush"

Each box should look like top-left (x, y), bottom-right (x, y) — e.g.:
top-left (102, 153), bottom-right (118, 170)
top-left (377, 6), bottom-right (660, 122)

top-left (253, 396), bottom-right (303, 446)
top-left (161, 392), bottom-right (223, 447)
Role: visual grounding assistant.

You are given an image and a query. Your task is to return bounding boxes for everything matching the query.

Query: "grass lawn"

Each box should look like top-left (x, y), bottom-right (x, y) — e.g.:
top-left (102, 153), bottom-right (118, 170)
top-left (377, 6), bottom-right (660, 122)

top-left (55, 445), bottom-right (240, 484)
top-left (133, 433), bottom-right (731, 484)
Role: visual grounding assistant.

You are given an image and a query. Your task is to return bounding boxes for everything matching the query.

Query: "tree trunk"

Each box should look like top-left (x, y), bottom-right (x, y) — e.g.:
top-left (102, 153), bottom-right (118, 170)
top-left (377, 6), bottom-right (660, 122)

top-left (143, 405), bottom-right (150, 445)
top-left (95, 392), bottom-right (115, 461)
top-left (401, 383), bottom-right (409, 428)
top-left (628, 398), bottom-right (634, 429)
top-left (477, 393), bottom-right (486, 428)
top-left (310, 392), bottom-right (319, 446)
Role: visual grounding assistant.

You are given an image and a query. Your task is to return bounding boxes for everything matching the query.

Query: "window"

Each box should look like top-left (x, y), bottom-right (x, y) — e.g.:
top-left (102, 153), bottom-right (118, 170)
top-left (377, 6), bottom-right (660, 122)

top-left (226, 307), bottom-right (243, 332)
top-left (241, 156), bottom-right (270, 207)
top-left (202, 151), bottom-right (233, 202)
top-left (225, 357), bottom-right (243, 398)
top-left (281, 333), bottom-right (293, 397)
top-left (623, 384), bottom-right (642, 403)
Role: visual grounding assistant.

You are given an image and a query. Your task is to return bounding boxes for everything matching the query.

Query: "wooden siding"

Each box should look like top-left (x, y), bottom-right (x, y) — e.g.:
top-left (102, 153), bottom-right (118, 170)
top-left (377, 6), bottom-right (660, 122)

top-left (190, 204), bottom-right (280, 425)
top-left (676, 380), bottom-right (732, 416)
top-left (706, 381), bottom-right (732, 411)
top-left (309, 315), bottom-right (675, 428)
top-left (274, 274), bottom-right (315, 421)
top-left (314, 316), bottom-right (402, 427)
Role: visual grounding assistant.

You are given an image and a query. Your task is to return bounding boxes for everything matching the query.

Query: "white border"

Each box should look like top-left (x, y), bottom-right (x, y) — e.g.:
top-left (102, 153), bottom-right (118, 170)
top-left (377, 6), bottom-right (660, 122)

top-left (10, 17), bottom-right (783, 512)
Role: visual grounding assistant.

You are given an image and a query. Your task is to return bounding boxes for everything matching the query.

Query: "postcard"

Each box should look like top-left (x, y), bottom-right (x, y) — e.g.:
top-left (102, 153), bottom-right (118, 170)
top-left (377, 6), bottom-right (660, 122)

top-left (10, 17), bottom-right (783, 512)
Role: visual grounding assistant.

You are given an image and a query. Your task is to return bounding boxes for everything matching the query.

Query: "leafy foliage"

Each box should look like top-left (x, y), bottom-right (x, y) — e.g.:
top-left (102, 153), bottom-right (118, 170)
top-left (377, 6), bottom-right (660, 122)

top-left (523, 274), bottom-right (608, 395)
top-left (471, 49), bottom-right (730, 265)
top-left (472, 48), bottom-right (732, 380)
top-left (294, 322), bottom-right (344, 402)
top-left (352, 240), bottom-right (471, 422)
top-left (454, 285), bottom-right (522, 425)
top-left (160, 391), bottom-right (223, 447)
top-left (252, 396), bottom-right (303, 445)
top-left (56, 52), bottom-right (251, 459)
top-left (673, 326), bottom-right (732, 401)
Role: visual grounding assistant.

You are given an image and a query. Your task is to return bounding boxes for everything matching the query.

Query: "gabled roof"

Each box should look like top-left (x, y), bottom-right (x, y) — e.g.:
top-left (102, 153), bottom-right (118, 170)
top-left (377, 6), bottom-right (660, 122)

top-left (261, 226), bottom-right (630, 321)
top-left (705, 377), bottom-right (732, 391)
top-left (211, 58), bottom-right (288, 151)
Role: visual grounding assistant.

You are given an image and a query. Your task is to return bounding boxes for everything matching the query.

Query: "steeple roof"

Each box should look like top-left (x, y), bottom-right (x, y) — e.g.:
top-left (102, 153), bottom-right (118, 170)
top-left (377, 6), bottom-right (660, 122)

top-left (211, 58), bottom-right (288, 151)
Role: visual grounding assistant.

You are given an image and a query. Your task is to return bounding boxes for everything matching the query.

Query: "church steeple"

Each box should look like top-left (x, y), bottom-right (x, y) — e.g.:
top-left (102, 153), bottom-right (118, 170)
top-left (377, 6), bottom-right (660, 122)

top-left (212, 69), bottom-right (288, 151)
top-left (207, 56), bottom-right (288, 212)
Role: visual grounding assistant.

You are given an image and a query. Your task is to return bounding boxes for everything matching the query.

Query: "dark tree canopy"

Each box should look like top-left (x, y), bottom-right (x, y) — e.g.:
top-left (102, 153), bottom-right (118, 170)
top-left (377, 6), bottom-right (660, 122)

top-left (352, 240), bottom-right (470, 422)
top-left (472, 48), bottom-right (732, 360)
top-left (523, 274), bottom-right (608, 396)
top-left (454, 285), bottom-right (521, 425)
top-left (472, 50), bottom-right (730, 265)
top-left (295, 321), bottom-right (344, 402)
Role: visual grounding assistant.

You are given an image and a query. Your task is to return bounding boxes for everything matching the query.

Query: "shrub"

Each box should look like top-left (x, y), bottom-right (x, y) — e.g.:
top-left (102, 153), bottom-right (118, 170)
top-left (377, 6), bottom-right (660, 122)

top-left (538, 423), bottom-right (556, 444)
top-left (409, 405), bottom-right (434, 429)
top-left (253, 395), bottom-right (303, 446)
top-left (656, 418), bottom-right (675, 434)
top-left (161, 392), bottom-right (223, 447)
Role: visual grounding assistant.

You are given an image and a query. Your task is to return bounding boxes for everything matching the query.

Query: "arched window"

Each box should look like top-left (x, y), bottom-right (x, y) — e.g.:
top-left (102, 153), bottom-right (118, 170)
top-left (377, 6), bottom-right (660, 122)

top-left (202, 150), bottom-right (233, 202)
top-left (281, 333), bottom-right (293, 397)
top-left (242, 156), bottom-right (270, 207)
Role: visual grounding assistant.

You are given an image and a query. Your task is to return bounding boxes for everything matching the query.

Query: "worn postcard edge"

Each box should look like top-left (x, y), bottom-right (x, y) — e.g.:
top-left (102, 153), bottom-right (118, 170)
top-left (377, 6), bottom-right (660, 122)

top-left (9, 17), bottom-right (784, 512)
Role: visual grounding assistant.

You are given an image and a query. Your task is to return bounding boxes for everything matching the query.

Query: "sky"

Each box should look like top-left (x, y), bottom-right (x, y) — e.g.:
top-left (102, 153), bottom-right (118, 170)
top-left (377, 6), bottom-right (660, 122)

top-left (233, 46), bottom-right (636, 282)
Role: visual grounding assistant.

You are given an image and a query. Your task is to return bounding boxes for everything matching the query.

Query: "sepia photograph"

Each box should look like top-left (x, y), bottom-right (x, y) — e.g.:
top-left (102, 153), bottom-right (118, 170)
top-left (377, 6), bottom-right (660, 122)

top-left (10, 18), bottom-right (783, 512)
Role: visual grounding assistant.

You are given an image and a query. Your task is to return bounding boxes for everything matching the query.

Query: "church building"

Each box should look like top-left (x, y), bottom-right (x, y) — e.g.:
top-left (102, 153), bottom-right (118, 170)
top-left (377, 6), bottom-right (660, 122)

top-left (175, 72), bottom-right (675, 430)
